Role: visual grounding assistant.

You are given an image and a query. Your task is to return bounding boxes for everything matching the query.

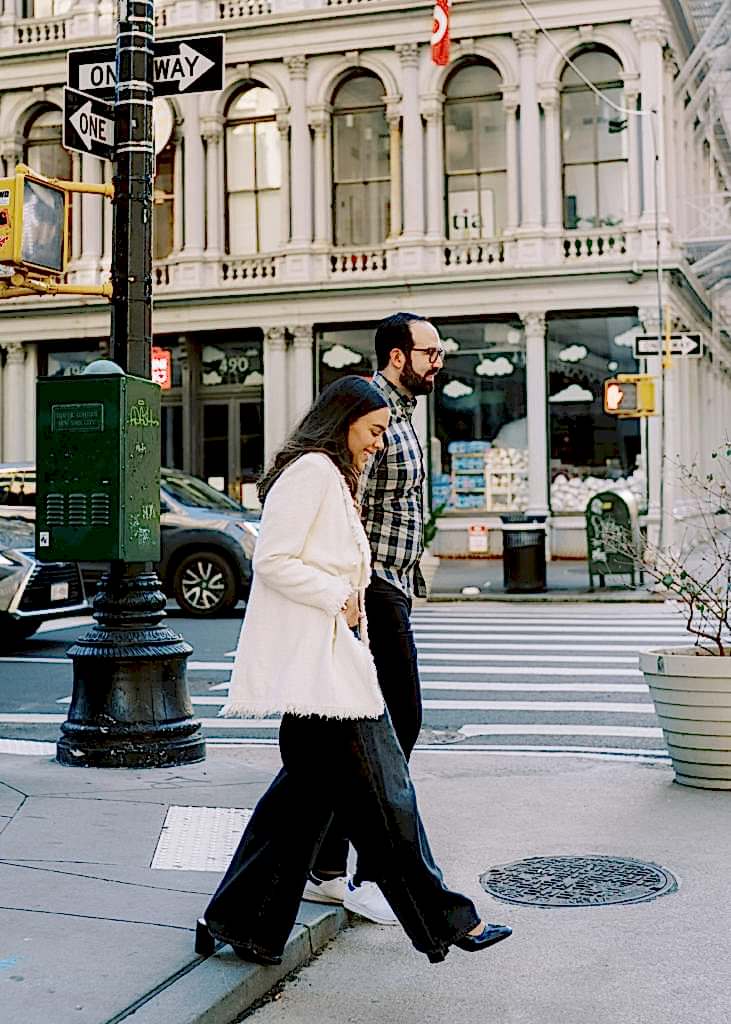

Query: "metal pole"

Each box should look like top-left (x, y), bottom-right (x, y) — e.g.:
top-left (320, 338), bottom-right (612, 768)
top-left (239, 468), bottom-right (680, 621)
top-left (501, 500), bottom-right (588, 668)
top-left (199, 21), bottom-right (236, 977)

top-left (57, 1), bottom-right (205, 769)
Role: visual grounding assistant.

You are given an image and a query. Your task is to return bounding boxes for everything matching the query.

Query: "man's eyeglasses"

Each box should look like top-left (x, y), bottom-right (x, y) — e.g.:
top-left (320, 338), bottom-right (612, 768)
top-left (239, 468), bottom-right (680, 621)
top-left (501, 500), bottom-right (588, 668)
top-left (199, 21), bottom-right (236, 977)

top-left (411, 346), bottom-right (446, 364)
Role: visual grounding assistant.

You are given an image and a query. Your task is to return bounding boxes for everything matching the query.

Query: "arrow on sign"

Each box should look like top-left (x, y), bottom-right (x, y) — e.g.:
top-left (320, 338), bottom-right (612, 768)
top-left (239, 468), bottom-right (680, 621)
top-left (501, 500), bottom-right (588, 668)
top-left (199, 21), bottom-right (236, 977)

top-left (154, 43), bottom-right (214, 92)
top-left (70, 99), bottom-right (114, 153)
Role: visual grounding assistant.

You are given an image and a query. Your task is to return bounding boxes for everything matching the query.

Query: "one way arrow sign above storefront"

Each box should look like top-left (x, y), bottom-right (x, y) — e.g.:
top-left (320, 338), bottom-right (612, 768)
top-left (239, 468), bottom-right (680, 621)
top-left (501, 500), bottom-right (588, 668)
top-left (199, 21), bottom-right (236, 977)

top-left (63, 88), bottom-right (115, 160)
top-left (67, 34), bottom-right (224, 101)
top-left (634, 333), bottom-right (704, 358)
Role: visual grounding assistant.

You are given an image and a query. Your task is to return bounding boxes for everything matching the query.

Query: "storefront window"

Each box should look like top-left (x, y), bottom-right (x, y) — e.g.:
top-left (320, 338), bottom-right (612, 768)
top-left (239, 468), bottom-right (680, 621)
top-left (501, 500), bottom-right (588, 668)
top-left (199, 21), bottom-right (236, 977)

top-left (45, 347), bottom-right (99, 376)
top-left (199, 337), bottom-right (263, 387)
top-left (431, 321), bottom-right (527, 512)
top-left (316, 328), bottom-right (376, 390)
top-left (547, 313), bottom-right (644, 512)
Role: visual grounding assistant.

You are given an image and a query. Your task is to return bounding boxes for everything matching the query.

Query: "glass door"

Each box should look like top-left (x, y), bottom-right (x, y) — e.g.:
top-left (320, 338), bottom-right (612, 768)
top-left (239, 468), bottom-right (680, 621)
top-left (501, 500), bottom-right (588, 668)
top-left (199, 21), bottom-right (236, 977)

top-left (202, 402), bottom-right (230, 493)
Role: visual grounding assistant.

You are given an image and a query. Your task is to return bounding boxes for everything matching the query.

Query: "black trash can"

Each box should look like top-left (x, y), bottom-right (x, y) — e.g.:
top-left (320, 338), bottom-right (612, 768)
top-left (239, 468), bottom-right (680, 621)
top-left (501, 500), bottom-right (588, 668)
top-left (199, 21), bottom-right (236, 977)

top-left (500, 514), bottom-right (547, 593)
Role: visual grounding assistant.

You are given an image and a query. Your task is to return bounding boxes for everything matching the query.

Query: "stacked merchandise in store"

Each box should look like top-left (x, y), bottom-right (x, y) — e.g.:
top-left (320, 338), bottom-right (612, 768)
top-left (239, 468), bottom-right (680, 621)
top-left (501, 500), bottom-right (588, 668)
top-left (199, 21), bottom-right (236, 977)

top-left (550, 464), bottom-right (647, 512)
top-left (484, 447), bottom-right (529, 511)
top-left (448, 440), bottom-right (490, 510)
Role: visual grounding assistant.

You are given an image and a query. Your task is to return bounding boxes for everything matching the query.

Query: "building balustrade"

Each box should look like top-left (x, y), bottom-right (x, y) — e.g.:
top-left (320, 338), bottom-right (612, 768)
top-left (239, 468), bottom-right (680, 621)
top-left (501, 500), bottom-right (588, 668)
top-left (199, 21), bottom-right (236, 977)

top-left (16, 14), bottom-right (67, 45)
top-left (329, 248), bottom-right (389, 275)
top-left (217, 0), bottom-right (273, 20)
top-left (221, 254), bottom-right (281, 283)
top-left (561, 227), bottom-right (631, 262)
top-left (443, 239), bottom-right (506, 269)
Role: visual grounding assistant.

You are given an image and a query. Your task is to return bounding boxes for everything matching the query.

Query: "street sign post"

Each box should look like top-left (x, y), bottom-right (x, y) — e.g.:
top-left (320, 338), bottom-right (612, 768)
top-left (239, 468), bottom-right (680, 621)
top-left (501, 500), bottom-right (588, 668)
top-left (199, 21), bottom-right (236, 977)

top-left (633, 332), bottom-right (703, 358)
top-left (67, 34), bottom-right (224, 100)
top-left (63, 88), bottom-right (114, 160)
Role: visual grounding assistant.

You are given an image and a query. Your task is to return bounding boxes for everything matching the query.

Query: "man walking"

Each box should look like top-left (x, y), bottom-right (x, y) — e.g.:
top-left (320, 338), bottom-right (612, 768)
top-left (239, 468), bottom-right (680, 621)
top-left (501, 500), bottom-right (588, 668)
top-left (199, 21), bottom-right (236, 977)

top-left (305, 312), bottom-right (445, 923)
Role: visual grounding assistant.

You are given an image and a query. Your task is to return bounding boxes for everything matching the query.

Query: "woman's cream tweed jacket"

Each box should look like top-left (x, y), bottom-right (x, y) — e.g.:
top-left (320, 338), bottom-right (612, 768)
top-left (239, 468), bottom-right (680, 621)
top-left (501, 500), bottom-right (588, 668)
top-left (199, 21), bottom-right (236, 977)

top-left (222, 452), bottom-right (385, 720)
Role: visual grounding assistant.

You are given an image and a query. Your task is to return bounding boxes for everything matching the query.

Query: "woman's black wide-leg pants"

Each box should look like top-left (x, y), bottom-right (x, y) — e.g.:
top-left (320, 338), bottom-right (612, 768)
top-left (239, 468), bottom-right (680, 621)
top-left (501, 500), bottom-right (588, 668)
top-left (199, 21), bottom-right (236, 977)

top-left (204, 711), bottom-right (479, 962)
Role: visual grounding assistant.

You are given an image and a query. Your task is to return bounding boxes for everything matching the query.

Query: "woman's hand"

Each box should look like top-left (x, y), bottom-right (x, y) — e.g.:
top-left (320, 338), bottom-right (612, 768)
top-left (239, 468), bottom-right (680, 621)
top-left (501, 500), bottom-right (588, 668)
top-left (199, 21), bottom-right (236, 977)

top-left (341, 592), bottom-right (360, 628)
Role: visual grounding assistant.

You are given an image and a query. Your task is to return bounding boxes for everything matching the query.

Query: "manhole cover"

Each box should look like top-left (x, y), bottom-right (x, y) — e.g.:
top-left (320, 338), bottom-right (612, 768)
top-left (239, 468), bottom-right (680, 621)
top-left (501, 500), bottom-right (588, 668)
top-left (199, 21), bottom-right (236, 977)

top-left (480, 855), bottom-right (678, 907)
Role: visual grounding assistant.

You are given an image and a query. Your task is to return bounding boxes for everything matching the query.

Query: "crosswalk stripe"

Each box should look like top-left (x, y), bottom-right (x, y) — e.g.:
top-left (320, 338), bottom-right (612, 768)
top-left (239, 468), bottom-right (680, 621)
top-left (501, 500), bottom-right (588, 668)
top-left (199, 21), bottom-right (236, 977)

top-left (415, 641), bottom-right (681, 652)
top-left (151, 695), bottom-right (653, 713)
top-left (203, 680), bottom-right (650, 694)
top-left (418, 652), bottom-right (638, 663)
top-left (459, 724), bottom-right (663, 737)
top-left (419, 665), bottom-right (642, 676)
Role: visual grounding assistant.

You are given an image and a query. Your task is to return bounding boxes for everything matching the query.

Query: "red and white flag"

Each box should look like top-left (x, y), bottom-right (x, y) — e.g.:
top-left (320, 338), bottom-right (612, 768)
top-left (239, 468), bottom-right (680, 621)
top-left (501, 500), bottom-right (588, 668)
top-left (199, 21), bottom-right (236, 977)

top-left (431, 0), bottom-right (450, 66)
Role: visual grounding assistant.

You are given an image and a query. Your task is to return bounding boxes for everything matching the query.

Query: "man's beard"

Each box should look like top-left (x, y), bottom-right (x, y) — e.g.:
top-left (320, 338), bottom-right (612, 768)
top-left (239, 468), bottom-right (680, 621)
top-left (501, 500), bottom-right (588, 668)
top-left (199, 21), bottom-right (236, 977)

top-left (400, 357), bottom-right (436, 396)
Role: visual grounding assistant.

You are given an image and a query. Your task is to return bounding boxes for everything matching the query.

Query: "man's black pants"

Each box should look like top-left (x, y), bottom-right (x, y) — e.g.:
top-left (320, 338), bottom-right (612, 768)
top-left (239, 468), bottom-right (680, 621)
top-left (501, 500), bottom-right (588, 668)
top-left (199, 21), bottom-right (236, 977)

top-left (312, 574), bottom-right (422, 878)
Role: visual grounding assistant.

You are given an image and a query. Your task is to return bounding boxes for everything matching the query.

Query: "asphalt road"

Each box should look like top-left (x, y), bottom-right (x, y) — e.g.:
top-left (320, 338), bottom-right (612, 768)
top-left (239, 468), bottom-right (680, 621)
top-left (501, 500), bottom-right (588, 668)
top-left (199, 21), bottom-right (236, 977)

top-left (0, 601), bottom-right (692, 762)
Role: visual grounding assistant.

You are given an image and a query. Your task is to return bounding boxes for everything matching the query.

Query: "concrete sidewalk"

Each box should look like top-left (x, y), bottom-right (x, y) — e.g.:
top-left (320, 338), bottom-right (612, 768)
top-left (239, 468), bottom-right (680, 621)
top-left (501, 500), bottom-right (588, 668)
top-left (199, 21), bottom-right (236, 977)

top-left (430, 557), bottom-right (663, 601)
top-left (2, 746), bottom-right (729, 1024)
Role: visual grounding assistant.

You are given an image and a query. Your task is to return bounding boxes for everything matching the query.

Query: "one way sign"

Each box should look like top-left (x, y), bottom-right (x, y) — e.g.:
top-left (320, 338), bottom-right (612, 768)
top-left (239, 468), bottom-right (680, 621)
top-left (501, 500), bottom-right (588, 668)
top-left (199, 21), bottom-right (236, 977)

top-left (67, 34), bottom-right (224, 101)
top-left (633, 333), bottom-right (704, 358)
top-left (63, 88), bottom-right (114, 160)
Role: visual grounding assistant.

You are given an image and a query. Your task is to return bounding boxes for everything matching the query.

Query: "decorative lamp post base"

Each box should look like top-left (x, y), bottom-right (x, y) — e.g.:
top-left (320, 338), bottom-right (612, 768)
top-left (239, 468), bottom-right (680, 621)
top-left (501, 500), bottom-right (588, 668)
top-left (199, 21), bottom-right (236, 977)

top-left (57, 567), bottom-right (205, 769)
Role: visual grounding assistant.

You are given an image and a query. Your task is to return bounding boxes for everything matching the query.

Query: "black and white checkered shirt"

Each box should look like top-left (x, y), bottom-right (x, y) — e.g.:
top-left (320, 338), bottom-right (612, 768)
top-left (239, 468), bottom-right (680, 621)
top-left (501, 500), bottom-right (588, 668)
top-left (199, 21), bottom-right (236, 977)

top-left (361, 372), bottom-right (427, 599)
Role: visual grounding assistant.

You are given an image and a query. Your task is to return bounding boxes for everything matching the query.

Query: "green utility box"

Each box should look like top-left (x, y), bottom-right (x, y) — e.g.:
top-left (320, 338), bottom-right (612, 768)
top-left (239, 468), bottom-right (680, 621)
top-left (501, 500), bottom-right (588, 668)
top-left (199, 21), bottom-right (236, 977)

top-left (585, 489), bottom-right (644, 590)
top-left (35, 361), bottom-right (161, 562)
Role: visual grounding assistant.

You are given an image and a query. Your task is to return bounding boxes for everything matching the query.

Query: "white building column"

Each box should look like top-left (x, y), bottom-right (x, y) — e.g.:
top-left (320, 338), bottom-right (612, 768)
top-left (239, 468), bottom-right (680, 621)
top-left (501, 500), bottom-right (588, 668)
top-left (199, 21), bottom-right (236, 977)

top-left (276, 109), bottom-right (291, 249)
top-left (285, 56), bottom-right (312, 247)
top-left (181, 93), bottom-right (205, 255)
top-left (102, 159), bottom-right (113, 267)
top-left (71, 153), bottom-right (82, 262)
top-left (514, 31), bottom-right (542, 230)
top-left (662, 53), bottom-right (678, 232)
top-left (309, 106), bottom-right (332, 248)
top-left (397, 43), bottom-right (424, 240)
top-left (538, 86), bottom-right (562, 231)
top-left (290, 324), bottom-right (314, 425)
top-left (23, 342), bottom-right (36, 461)
top-left (521, 312), bottom-right (549, 516)
top-left (78, 153), bottom-right (103, 279)
top-left (622, 81), bottom-right (641, 224)
top-left (386, 101), bottom-right (402, 239)
top-left (201, 116), bottom-right (223, 257)
top-left (1, 342), bottom-right (26, 461)
top-left (503, 90), bottom-right (519, 232)
top-left (264, 326), bottom-right (288, 464)
top-left (633, 18), bottom-right (668, 236)
top-left (172, 129), bottom-right (184, 253)
top-left (422, 94), bottom-right (444, 240)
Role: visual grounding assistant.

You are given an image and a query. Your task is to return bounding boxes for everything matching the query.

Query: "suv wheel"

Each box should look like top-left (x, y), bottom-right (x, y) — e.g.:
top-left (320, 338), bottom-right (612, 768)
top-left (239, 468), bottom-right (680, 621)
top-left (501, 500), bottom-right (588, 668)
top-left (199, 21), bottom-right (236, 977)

top-left (173, 551), bottom-right (238, 617)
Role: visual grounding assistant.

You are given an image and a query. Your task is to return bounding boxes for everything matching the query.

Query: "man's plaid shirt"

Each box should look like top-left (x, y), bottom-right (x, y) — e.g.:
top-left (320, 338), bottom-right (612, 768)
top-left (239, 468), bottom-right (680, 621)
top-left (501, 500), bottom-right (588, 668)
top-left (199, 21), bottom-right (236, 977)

top-left (361, 372), bottom-right (427, 599)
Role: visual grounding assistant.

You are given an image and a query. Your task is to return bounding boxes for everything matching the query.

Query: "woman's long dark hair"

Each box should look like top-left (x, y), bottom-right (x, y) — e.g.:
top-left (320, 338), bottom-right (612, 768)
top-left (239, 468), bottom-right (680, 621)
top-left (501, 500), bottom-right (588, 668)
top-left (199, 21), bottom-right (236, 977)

top-left (258, 375), bottom-right (388, 504)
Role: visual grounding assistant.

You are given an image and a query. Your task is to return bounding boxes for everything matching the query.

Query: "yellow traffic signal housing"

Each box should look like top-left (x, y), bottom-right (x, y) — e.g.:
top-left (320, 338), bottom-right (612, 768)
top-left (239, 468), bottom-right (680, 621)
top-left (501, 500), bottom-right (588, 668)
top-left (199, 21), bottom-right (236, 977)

top-left (0, 164), bottom-right (69, 276)
top-left (603, 374), bottom-right (656, 417)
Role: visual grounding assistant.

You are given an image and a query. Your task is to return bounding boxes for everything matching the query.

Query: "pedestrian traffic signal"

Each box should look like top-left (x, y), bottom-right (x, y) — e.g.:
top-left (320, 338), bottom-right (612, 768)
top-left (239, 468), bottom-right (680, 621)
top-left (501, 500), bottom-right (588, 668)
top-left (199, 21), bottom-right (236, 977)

top-left (603, 374), bottom-right (656, 417)
top-left (0, 164), bottom-right (69, 276)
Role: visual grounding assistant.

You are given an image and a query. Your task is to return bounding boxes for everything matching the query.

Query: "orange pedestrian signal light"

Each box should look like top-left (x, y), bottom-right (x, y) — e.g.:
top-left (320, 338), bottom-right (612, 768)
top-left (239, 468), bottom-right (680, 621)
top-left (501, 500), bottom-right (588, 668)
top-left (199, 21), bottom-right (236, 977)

top-left (603, 375), bottom-right (655, 417)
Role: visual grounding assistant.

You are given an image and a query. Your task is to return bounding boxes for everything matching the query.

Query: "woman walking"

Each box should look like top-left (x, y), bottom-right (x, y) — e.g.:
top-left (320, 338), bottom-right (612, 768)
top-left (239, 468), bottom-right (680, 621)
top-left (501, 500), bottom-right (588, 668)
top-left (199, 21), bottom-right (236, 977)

top-left (196, 375), bottom-right (511, 966)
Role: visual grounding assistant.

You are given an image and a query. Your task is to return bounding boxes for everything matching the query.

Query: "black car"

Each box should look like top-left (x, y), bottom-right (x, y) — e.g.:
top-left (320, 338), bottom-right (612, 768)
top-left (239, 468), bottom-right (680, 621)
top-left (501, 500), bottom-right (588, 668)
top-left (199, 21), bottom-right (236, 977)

top-left (0, 464), bottom-right (259, 618)
top-left (0, 514), bottom-right (89, 648)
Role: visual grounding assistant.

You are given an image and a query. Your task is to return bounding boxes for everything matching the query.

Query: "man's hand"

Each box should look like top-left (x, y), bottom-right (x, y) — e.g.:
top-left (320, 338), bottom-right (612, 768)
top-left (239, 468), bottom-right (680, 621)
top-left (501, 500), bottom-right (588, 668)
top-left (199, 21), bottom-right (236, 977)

top-left (342, 593), bottom-right (360, 628)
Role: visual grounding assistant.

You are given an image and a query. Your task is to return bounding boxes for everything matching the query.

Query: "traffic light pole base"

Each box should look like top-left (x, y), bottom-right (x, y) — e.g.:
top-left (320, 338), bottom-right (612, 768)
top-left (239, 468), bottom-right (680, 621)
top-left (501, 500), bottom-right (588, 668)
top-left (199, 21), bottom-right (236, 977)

top-left (57, 566), bottom-right (206, 769)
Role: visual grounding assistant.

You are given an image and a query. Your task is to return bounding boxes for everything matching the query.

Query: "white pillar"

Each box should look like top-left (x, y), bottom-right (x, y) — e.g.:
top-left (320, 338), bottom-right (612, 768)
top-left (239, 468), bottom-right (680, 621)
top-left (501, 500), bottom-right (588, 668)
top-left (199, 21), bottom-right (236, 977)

top-left (309, 107), bottom-right (332, 247)
top-left (264, 326), bottom-right (288, 464)
top-left (103, 158), bottom-right (113, 266)
top-left (514, 31), bottom-right (541, 229)
top-left (181, 94), bottom-right (205, 254)
top-left (397, 43), bottom-right (424, 239)
top-left (2, 342), bottom-right (26, 461)
top-left (23, 342), bottom-right (36, 461)
top-left (633, 17), bottom-right (668, 225)
top-left (423, 95), bottom-right (444, 239)
top-left (386, 103), bottom-right (402, 239)
top-left (201, 116), bottom-right (223, 256)
top-left (522, 312), bottom-right (549, 515)
top-left (276, 109), bottom-right (291, 249)
top-left (662, 54), bottom-right (678, 231)
top-left (173, 131), bottom-right (184, 253)
top-left (640, 307), bottom-right (662, 529)
top-left (285, 56), bottom-right (312, 247)
top-left (71, 153), bottom-right (82, 262)
top-left (623, 84), bottom-right (641, 223)
top-left (290, 324), bottom-right (314, 425)
top-left (539, 87), bottom-right (562, 230)
top-left (503, 90), bottom-right (519, 231)
top-left (80, 153), bottom-right (103, 273)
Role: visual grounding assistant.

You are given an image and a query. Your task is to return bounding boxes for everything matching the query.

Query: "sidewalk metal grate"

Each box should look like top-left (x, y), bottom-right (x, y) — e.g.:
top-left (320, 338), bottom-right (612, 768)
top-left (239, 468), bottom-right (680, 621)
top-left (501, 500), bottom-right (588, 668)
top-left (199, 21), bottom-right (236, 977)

top-left (480, 855), bottom-right (678, 907)
top-left (151, 805), bottom-right (253, 872)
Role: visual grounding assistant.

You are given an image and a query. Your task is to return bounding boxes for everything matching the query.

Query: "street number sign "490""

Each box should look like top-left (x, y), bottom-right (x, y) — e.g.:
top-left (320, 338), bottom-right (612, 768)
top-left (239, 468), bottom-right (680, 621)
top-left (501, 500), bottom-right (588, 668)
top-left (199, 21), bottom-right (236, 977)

top-left (67, 34), bottom-right (224, 101)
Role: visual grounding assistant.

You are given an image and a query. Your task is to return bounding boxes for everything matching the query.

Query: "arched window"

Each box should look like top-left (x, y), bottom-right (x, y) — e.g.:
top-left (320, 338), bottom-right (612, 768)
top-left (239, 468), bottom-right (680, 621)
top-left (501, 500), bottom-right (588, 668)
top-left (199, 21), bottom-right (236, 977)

top-left (332, 74), bottom-right (389, 247)
top-left (225, 85), bottom-right (281, 254)
top-left (153, 99), bottom-right (176, 261)
top-left (561, 50), bottom-right (627, 229)
top-left (23, 107), bottom-right (72, 180)
top-left (444, 62), bottom-right (506, 240)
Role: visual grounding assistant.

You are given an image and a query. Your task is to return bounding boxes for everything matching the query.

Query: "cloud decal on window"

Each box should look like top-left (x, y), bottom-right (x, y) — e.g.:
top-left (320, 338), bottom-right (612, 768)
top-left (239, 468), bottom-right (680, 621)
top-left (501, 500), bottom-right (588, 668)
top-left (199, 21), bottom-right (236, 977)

top-left (443, 379), bottom-right (474, 399)
top-left (243, 371), bottom-right (264, 386)
top-left (558, 344), bottom-right (587, 363)
top-left (549, 383), bottom-right (594, 403)
top-left (322, 344), bottom-right (363, 369)
top-left (476, 356), bottom-right (514, 377)
top-left (442, 337), bottom-right (461, 352)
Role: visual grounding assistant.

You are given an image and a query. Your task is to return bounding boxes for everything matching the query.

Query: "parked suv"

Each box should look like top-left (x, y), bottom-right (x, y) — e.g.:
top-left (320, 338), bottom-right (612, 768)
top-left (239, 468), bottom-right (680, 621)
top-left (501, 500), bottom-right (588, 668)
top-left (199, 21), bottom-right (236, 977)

top-left (0, 464), bottom-right (259, 618)
top-left (0, 513), bottom-right (88, 648)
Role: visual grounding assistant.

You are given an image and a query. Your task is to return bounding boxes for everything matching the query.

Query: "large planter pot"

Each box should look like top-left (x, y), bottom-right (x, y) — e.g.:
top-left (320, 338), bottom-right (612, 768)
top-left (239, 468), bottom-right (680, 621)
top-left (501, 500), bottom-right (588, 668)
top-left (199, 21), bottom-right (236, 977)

top-left (639, 647), bottom-right (731, 790)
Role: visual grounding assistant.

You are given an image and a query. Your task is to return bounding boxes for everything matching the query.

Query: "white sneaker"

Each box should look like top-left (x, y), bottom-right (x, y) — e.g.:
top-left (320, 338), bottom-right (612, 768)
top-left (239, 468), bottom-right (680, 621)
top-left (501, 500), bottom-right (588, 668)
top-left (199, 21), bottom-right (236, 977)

top-left (343, 880), bottom-right (398, 925)
top-left (302, 873), bottom-right (349, 905)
